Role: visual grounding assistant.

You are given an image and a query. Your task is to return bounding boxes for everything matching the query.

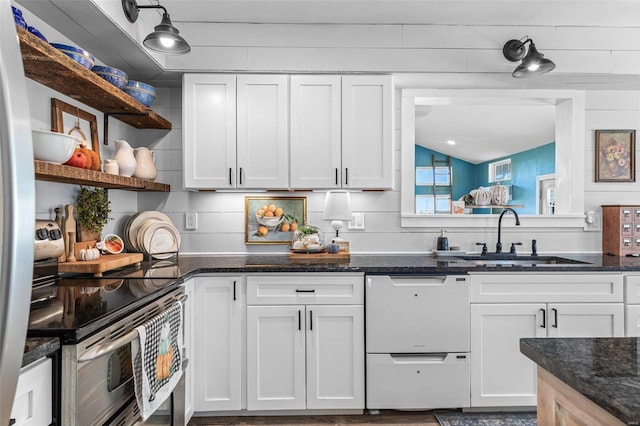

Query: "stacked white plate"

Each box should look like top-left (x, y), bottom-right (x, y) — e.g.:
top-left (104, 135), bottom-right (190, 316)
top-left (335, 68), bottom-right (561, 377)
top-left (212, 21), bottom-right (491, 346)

top-left (122, 211), bottom-right (181, 259)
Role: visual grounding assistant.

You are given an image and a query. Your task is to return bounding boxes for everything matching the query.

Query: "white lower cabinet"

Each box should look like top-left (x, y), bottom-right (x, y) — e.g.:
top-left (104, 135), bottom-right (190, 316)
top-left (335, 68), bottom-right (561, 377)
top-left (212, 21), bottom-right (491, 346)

top-left (11, 357), bottom-right (52, 426)
top-left (624, 274), bottom-right (640, 336)
top-left (194, 276), bottom-right (244, 411)
top-left (470, 273), bottom-right (624, 408)
top-left (246, 274), bottom-right (365, 411)
top-left (471, 273), bottom-right (624, 407)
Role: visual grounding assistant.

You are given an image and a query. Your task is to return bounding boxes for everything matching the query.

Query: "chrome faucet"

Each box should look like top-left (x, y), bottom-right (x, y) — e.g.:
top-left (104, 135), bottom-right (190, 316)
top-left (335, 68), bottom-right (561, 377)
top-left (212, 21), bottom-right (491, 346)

top-left (496, 208), bottom-right (520, 254)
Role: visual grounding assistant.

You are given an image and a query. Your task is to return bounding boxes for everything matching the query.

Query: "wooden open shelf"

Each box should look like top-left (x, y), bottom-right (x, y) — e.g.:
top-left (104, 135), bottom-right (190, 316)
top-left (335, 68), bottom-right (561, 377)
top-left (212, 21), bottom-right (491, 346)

top-left (34, 161), bottom-right (170, 192)
top-left (17, 27), bottom-right (171, 131)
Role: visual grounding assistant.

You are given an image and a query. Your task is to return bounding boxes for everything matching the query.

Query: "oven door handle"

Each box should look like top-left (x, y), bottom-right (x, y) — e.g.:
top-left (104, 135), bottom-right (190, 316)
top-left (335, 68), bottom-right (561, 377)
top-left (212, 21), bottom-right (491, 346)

top-left (78, 329), bottom-right (139, 362)
top-left (79, 294), bottom-right (188, 363)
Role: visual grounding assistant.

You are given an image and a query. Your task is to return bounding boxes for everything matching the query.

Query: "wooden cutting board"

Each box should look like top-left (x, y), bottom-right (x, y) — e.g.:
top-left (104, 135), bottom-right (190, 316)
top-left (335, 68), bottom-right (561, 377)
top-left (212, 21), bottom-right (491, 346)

top-left (289, 251), bottom-right (350, 263)
top-left (58, 253), bottom-right (143, 276)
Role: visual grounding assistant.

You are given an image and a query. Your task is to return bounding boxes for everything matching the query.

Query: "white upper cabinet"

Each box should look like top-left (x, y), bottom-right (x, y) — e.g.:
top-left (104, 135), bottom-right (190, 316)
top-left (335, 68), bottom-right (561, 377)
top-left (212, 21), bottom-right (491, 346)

top-left (341, 75), bottom-right (393, 190)
top-left (290, 75), bottom-right (394, 190)
top-left (184, 73), bottom-right (392, 190)
top-left (237, 75), bottom-right (289, 189)
top-left (183, 74), bottom-right (289, 190)
top-left (183, 74), bottom-right (236, 189)
top-left (290, 76), bottom-right (342, 189)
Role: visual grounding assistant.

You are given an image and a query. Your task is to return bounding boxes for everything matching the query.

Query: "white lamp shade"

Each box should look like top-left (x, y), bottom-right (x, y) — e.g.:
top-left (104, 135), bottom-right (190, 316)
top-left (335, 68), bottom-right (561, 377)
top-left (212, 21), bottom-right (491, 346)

top-left (323, 190), bottom-right (352, 220)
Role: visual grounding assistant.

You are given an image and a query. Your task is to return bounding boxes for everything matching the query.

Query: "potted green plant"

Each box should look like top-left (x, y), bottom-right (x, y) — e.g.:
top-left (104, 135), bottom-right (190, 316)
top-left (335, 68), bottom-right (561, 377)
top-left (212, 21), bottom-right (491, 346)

top-left (75, 186), bottom-right (111, 242)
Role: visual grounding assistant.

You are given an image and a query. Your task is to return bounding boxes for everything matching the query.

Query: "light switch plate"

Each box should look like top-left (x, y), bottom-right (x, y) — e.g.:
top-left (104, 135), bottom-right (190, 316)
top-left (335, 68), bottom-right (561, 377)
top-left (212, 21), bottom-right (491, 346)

top-left (186, 212), bottom-right (198, 230)
top-left (348, 212), bottom-right (365, 230)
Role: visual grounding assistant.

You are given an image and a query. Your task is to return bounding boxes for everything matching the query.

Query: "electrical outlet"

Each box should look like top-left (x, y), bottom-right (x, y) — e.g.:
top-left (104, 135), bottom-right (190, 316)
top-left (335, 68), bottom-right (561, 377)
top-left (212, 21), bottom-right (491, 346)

top-left (186, 212), bottom-right (198, 230)
top-left (583, 211), bottom-right (601, 232)
top-left (348, 212), bottom-right (365, 230)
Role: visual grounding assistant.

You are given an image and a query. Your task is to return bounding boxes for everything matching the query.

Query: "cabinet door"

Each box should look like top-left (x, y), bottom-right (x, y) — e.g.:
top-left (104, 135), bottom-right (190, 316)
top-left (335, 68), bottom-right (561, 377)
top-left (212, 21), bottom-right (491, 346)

top-left (547, 303), bottom-right (624, 338)
top-left (290, 75), bottom-right (342, 189)
top-left (247, 305), bottom-right (306, 410)
top-left (237, 75), bottom-right (289, 189)
top-left (194, 276), bottom-right (243, 411)
top-left (306, 305), bottom-right (364, 409)
top-left (471, 303), bottom-right (545, 407)
top-left (341, 75), bottom-right (393, 189)
top-left (183, 279), bottom-right (195, 421)
top-left (183, 74), bottom-right (236, 189)
top-left (11, 357), bottom-right (52, 426)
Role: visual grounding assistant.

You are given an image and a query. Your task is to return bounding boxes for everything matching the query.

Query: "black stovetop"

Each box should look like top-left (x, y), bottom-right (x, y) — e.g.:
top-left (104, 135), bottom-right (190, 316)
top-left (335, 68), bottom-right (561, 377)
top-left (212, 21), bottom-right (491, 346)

top-left (28, 275), bottom-right (180, 344)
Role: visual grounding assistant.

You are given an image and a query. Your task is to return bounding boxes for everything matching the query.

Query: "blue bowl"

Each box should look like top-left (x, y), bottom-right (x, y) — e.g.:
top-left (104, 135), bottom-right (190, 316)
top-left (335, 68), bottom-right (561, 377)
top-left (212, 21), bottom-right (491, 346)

top-left (92, 65), bottom-right (128, 88)
top-left (123, 80), bottom-right (156, 107)
top-left (14, 15), bottom-right (27, 30)
top-left (27, 26), bottom-right (47, 42)
top-left (50, 43), bottom-right (95, 69)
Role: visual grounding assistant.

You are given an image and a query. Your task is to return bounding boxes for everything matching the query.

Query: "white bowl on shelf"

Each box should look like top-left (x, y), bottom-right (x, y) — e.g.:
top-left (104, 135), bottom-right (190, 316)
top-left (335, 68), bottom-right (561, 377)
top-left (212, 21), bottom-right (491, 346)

top-left (32, 130), bottom-right (77, 164)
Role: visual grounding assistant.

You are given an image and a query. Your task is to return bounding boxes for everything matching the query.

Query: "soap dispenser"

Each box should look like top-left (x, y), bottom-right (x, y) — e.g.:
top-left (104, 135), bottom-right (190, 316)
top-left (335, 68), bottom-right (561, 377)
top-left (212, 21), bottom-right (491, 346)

top-left (437, 229), bottom-right (449, 251)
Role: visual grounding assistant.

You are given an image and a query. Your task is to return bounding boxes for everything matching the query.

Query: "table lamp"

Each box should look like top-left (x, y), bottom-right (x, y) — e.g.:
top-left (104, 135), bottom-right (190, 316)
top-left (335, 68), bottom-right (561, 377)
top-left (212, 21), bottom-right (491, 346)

top-left (323, 190), bottom-right (352, 241)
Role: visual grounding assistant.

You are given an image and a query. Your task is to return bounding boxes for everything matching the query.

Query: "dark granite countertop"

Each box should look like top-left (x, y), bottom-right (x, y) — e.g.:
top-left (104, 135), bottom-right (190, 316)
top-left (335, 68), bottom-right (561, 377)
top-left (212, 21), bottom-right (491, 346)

top-left (520, 337), bottom-right (640, 424)
top-left (23, 337), bottom-right (59, 367)
top-left (91, 253), bottom-right (640, 279)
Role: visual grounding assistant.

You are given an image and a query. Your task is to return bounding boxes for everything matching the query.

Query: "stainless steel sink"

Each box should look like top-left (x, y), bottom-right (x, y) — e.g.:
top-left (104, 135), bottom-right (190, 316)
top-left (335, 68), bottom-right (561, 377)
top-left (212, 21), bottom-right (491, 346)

top-left (455, 255), bottom-right (591, 267)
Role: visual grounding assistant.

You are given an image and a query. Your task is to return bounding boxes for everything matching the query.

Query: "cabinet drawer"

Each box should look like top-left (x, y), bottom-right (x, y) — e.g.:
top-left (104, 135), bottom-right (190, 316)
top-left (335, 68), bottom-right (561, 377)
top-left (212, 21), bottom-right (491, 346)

top-left (11, 357), bottom-right (52, 426)
top-left (247, 273), bottom-right (364, 305)
top-left (470, 273), bottom-right (623, 303)
top-left (366, 353), bottom-right (470, 409)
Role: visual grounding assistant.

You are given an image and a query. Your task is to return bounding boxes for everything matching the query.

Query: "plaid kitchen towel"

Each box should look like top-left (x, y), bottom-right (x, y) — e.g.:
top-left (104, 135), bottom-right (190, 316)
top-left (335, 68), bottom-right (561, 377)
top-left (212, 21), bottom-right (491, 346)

top-left (132, 301), bottom-right (183, 420)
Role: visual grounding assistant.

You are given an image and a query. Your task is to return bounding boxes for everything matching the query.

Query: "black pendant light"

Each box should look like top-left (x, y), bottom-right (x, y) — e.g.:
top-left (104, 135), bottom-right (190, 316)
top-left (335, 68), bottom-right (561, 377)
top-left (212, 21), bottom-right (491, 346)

top-left (503, 37), bottom-right (555, 78)
top-left (122, 0), bottom-right (190, 55)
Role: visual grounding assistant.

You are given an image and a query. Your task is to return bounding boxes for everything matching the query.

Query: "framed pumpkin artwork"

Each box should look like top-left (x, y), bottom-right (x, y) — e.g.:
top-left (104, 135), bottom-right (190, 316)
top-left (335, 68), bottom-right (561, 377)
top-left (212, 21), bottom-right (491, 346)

top-left (595, 130), bottom-right (635, 182)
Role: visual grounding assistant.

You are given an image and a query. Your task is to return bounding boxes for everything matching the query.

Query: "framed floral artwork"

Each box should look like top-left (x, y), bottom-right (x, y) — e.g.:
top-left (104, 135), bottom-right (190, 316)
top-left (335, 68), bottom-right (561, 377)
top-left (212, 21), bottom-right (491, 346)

top-left (595, 130), bottom-right (635, 182)
top-left (245, 196), bottom-right (307, 244)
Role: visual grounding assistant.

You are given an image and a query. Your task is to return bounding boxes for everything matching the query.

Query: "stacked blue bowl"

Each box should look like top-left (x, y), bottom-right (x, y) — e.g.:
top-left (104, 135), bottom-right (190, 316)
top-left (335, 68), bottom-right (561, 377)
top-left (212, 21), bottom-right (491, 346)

top-left (27, 26), bottom-right (48, 42)
top-left (12, 6), bottom-right (27, 29)
top-left (123, 80), bottom-right (156, 107)
top-left (92, 66), bottom-right (128, 89)
top-left (50, 43), bottom-right (95, 70)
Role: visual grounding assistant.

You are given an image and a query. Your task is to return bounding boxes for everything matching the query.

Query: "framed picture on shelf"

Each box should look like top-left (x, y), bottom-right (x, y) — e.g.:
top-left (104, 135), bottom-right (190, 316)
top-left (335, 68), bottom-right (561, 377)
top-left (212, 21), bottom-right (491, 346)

top-left (245, 196), bottom-right (307, 244)
top-left (595, 129), bottom-right (635, 182)
top-left (51, 98), bottom-right (101, 165)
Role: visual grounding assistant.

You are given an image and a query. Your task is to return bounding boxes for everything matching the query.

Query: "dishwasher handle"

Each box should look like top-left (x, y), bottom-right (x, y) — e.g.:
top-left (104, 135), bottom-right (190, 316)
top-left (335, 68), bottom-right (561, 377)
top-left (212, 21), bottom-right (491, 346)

top-left (390, 353), bottom-right (448, 363)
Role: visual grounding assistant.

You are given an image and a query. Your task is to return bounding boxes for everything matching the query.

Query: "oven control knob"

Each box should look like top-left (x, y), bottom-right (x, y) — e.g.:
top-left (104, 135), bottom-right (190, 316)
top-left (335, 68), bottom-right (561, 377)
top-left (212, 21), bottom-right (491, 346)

top-left (35, 228), bottom-right (49, 240)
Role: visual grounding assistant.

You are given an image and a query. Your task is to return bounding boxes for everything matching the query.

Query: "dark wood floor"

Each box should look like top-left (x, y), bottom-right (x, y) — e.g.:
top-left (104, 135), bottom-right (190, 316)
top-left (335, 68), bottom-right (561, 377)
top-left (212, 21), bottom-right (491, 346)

top-left (189, 410), bottom-right (444, 425)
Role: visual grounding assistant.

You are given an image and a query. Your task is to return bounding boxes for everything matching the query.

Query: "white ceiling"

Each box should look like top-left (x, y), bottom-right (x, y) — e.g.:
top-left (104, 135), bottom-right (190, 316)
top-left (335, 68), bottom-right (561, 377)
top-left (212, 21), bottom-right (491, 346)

top-left (415, 104), bottom-right (556, 164)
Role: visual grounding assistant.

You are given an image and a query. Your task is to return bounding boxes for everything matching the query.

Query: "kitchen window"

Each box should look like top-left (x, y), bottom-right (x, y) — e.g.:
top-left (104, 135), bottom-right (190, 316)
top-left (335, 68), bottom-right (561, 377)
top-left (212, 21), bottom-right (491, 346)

top-left (489, 159), bottom-right (511, 182)
top-left (416, 166), bottom-right (451, 186)
top-left (416, 194), bottom-right (451, 215)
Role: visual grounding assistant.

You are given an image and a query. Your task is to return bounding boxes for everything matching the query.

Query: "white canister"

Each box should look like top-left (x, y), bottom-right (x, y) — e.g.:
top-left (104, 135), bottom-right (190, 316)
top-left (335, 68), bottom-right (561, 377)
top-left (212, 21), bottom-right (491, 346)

top-left (104, 159), bottom-right (119, 175)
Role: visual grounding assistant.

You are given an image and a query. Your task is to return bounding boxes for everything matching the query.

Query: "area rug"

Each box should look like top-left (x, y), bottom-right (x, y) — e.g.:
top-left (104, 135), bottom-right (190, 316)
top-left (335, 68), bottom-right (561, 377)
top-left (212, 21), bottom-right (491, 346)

top-left (435, 411), bottom-right (537, 426)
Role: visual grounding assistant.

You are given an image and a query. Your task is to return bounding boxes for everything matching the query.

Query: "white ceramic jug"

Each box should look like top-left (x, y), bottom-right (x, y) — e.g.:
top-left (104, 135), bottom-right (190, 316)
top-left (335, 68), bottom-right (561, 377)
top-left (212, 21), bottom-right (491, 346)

top-left (133, 147), bottom-right (157, 181)
top-left (114, 140), bottom-right (136, 177)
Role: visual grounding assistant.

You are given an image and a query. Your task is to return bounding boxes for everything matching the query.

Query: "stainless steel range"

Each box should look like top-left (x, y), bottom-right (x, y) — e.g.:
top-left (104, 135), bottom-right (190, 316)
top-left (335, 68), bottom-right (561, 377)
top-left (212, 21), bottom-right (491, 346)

top-left (28, 260), bottom-right (187, 425)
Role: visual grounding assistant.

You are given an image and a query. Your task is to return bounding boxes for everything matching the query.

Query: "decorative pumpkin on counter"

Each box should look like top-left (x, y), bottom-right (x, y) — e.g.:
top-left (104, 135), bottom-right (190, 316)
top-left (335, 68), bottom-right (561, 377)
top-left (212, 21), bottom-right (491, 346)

top-left (78, 245), bottom-right (100, 261)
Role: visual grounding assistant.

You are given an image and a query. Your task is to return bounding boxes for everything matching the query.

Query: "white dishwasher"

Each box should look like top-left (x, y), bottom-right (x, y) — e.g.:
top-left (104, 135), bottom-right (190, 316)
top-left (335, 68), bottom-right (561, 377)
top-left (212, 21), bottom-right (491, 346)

top-left (366, 275), bottom-right (470, 410)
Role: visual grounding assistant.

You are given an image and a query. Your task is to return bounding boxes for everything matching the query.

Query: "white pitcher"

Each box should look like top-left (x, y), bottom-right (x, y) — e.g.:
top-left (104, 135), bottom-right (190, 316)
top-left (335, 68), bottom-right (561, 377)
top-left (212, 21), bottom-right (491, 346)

top-left (133, 147), bottom-right (157, 181)
top-left (114, 140), bottom-right (136, 177)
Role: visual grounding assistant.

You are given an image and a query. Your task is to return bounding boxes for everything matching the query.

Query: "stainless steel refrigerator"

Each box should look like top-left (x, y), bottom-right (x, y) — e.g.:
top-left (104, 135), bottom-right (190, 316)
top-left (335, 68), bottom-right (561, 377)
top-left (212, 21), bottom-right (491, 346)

top-left (0, 1), bottom-right (36, 423)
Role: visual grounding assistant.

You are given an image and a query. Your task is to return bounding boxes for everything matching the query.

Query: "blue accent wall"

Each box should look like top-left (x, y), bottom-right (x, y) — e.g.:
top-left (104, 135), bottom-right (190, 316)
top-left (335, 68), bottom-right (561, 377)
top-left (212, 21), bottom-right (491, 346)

top-left (415, 143), bottom-right (555, 214)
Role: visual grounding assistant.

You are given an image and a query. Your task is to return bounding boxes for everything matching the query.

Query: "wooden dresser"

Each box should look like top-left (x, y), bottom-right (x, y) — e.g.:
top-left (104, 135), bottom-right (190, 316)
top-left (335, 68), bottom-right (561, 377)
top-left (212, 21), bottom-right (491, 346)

top-left (602, 205), bottom-right (640, 256)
